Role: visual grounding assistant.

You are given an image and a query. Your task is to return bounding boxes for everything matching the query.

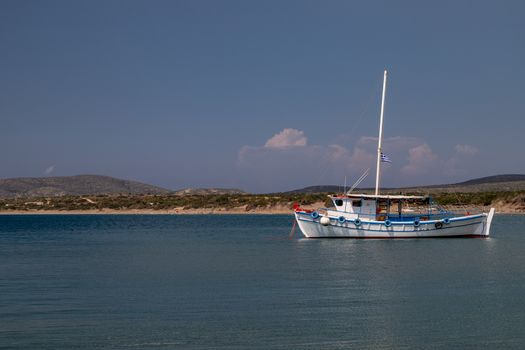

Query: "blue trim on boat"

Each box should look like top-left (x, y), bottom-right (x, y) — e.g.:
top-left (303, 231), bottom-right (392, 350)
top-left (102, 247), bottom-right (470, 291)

top-left (295, 215), bottom-right (483, 233)
top-left (306, 208), bottom-right (469, 220)
top-left (295, 211), bottom-right (484, 226)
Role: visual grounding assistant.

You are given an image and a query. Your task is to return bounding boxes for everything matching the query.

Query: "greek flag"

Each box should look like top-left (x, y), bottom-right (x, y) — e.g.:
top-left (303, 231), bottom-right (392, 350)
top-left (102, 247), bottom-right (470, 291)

top-left (381, 152), bottom-right (392, 163)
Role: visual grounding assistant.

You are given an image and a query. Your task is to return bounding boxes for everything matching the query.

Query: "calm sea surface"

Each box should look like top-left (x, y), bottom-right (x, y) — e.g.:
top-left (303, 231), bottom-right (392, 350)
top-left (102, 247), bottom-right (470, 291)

top-left (1, 214), bottom-right (525, 349)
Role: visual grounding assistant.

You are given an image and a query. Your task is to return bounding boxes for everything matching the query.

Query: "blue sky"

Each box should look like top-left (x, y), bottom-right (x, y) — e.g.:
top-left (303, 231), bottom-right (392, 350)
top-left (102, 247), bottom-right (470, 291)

top-left (1, 0), bottom-right (524, 193)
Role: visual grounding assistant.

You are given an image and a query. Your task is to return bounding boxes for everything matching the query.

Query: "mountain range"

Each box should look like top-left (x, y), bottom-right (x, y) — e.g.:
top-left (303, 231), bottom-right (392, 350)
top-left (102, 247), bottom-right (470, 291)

top-left (0, 174), bottom-right (524, 198)
top-left (0, 175), bottom-right (248, 198)
top-left (287, 174), bottom-right (525, 194)
top-left (0, 175), bottom-right (171, 198)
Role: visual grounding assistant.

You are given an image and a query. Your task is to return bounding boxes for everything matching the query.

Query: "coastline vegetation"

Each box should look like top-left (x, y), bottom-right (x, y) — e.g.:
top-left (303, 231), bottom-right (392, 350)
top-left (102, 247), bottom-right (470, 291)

top-left (0, 193), bottom-right (329, 211)
top-left (0, 191), bottom-right (524, 212)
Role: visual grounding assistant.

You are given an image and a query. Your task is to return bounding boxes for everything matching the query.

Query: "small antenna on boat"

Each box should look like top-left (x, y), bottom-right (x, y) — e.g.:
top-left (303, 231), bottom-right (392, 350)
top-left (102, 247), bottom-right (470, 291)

top-left (347, 168), bottom-right (370, 194)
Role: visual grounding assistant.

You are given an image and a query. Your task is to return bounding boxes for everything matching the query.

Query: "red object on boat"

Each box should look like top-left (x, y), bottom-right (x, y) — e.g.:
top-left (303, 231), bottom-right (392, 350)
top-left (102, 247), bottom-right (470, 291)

top-left (293, 202), bottom-right (312, 213)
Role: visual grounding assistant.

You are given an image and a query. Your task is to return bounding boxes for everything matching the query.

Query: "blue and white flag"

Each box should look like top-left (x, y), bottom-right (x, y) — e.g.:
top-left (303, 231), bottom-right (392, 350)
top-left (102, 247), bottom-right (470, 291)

top-left (381, 152), bottom-right (392, 163)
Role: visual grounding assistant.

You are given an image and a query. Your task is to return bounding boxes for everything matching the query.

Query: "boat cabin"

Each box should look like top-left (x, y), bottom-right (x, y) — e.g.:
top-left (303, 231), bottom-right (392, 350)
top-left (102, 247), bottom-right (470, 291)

top-left (329, 194), bottom-right (433, 221)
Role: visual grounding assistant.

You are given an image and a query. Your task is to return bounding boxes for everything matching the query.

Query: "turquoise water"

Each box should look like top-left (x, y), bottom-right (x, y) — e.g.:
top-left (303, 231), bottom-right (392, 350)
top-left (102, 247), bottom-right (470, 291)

top-left (1, 214), bottom-right (525, 349)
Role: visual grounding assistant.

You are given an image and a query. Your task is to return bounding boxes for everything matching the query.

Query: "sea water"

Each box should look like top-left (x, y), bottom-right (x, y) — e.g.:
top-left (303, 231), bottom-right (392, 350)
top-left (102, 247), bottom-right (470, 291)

top-left (1, 214), bottom-right (525, 349)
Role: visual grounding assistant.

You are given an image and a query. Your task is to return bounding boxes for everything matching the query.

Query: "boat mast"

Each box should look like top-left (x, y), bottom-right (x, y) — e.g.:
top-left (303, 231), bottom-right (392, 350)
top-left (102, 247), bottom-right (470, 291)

top-left (374, 69), bottom-right (388, 196)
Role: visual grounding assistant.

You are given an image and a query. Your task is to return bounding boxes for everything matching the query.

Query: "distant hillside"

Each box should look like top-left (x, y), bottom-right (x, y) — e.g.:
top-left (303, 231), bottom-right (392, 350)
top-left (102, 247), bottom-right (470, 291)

top-left (174, 188), bottom-right (248, 196)
top-left (397, 181), bottom-right (525, 194)
top-left (455, 174), bottom-right (525, 186)
top-left (0, 175), bottom-right (172, 198)
top-left (288, 174), bottom-right (525, 194)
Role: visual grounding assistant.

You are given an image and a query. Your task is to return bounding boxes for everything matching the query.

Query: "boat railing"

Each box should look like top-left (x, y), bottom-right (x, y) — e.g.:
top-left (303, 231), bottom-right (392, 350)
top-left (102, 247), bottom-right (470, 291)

top-left (355, 211), bottom-right (464, 221)
top-left (300, 207), bottom-right (481, 222)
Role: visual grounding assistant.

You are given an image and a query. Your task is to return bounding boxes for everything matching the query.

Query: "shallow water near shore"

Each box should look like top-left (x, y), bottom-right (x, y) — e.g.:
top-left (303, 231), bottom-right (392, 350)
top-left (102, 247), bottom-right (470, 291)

top-left (1, 214), bottom-right (525, 349)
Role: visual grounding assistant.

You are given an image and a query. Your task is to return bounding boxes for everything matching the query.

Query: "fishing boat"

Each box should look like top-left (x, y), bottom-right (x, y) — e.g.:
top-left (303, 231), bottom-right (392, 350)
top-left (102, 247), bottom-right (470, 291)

top-left (293, 70), bottom-right (495, 238)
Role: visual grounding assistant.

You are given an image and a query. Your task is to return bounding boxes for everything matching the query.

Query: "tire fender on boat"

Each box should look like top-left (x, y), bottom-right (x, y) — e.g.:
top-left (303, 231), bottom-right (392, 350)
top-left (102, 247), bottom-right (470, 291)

top-left (338, 216), bottom-right (346, 224)
top-left (435, 221), bottom-right (443, 229)
top-left (413, 219), bottom-right (420, 227)
top-left (384, 219), bottom-right (392, 227)
top-left (354, 218), bottom-right (362, 226)
top-left (311, 211), bottom-right (319, 219)
top-left (443, 218), bottom-right (450, 224)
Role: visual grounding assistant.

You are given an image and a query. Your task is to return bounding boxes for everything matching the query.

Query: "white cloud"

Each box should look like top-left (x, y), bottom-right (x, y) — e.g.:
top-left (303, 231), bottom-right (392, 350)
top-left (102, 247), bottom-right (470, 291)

top-left (237, 130), bottom-right (379, 192)
top-left (455, 144), bottom-right (478, 156)
top-left (441, 144), bottom-right (479, 177)
top-left (237, 130), bottom-right (472, 191)
top-left (264, 128), bottom-right (307, 148)
top-left (401, 144), bottom-right (438, 176)
top-left (44, 165), bottom-right (55, 175)
top-left (238, 139), bottom-right (375, 177)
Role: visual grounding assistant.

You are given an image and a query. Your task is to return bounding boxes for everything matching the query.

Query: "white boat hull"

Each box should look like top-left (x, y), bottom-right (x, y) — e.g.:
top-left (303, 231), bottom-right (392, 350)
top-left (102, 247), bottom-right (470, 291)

top-left (294, 209), bottom-right (495, 238)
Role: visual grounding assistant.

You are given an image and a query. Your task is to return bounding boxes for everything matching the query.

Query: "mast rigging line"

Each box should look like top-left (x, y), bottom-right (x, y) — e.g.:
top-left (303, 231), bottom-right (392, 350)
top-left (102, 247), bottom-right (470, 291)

top-left (347, 168), bottom-right (370, 195)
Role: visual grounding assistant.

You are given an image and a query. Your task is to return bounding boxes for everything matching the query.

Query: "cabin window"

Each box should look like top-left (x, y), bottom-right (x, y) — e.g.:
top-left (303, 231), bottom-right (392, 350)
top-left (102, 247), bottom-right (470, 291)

top-left (335, 199), bottom-right (343, 206)
top-left (352, 200), bottom-right (362, 207)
